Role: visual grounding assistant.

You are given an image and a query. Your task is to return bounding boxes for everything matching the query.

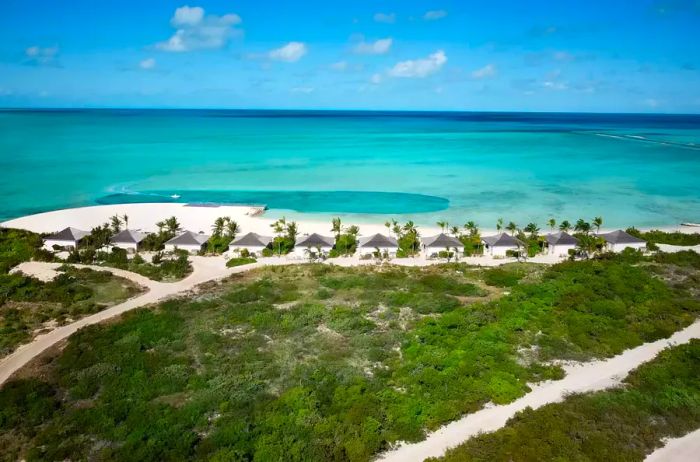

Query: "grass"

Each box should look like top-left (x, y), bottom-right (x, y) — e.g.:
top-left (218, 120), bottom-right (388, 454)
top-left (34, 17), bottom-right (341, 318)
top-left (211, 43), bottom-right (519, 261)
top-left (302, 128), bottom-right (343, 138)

top-left (429, 339), bottom-right (700, 462)
top-left (0, 254), bottom-right (698, 461)
top-left (226, 257), bottom-right (257, 267)
top-left (0, 266), bottom-right (144, 356)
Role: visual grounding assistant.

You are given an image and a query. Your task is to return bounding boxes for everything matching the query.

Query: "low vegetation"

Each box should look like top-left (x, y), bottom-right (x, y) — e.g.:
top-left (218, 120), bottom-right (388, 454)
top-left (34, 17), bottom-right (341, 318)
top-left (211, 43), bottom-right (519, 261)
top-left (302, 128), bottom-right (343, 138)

top-left (430, 340), bottom-right (700, 462)
top-left (0, 265), bottom-right (143, 356)
top-left (1, 251), bottom-right (698, 461)
top-left (226, 256), bottom-right (257, 267)
top-left (627, 227), bottom-right (700, 246)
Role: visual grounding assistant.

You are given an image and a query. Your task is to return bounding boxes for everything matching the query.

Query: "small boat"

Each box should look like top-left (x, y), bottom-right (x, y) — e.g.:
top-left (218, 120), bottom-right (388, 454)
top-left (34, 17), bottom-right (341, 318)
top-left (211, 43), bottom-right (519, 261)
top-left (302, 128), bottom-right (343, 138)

top-left (170, 194), bottom-right (181, 199)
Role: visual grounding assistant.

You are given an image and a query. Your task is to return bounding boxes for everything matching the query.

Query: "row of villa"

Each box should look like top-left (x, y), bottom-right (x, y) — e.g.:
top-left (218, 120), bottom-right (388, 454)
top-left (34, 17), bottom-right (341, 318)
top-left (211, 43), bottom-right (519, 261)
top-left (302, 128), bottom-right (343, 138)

top-left (43, 226), bottom-right (648, 259)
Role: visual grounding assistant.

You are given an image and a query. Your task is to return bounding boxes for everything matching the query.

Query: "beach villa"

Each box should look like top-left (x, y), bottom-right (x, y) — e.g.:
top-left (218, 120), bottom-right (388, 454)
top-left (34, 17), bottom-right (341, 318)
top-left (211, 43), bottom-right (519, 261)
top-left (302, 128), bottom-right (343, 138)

top-left (43, 227), bottom-right (89, 250)
top-left (110, 229), bottom-right (147, 253)
top-left (164, 230), bottom-right (210, 254)
top-left (357, 233), bottom-right (399, 257)
top-left (228, 232), bottom-right (273, 257)
top-left (597, 230), bottom-right (647, 252)
top-left (545, 231), bottom-right (579, 257)
top-left (421, 233), bottom-right (463, 258)
top-left (294, 233), bottom-right (334, 258)
top-left (481, 233), bottom-right (525, 257)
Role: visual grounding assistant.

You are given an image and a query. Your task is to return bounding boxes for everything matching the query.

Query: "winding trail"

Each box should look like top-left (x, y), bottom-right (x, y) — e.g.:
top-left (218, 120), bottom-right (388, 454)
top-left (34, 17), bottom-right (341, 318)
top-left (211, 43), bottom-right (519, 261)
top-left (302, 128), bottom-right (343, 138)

top-left (2, 256), bottom-right (700, 461)
top-left (0, 257), bottom-right (286, 385)
top-left (375, 320), bottom-right (700, 462)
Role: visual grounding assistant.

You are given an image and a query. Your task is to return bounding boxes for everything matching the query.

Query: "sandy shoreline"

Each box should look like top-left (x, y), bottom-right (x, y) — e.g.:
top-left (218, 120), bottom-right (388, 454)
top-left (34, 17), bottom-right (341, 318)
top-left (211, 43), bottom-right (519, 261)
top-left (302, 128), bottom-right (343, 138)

top-left (2, 203), bottom-right (698, 238)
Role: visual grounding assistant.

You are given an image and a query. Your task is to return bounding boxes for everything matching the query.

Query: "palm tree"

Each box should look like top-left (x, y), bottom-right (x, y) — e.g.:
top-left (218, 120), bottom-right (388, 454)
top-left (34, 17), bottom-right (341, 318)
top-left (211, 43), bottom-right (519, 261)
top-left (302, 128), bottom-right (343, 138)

top-left (123, 214), bottom-right (129, 229)
top-left (592, 216), bottom-right (603, 233)
top-left (164, 216), bottom-right (180, 235)
top-left (547, 218), bottom-right (556, 231)
top-left (506, 221), bottom-right (518, 236)
top-left (402, 221), bottom-right (419, 252)
top-left (110, 215), bottom-right (122, 234)
top-left (436, 220), bottom-right (448, 233)
top-left (385, 219), bottom-right (399, 238)
top-left (524, 222), bottom-right (540, 239)
top-left (464, 221), bottom-right (478, 237)
top-left (331, 217), bottom-right (342, 239)
top-left (575, 219), bottom-right (591, 235)
top-left (225, 220), bottom-right (239, 239)
top-left (449, 225), bottom-right (460, 237)
top-left (559, 220), bottom-right (572, 233)
top-left (576, 233), bottom-right (598, 259)
top-left (212, 217), bottom-right (226, 238)
top-left (271, 217), bottom-right (288, 256)
top-left (286, 221), bottom-right (298, 241)
top-left (347, 225), bottom-right (360, 236)
top-left (155, 220), bottom-right (165, 234)
top-left (496, 218), bottom-right (504, 232)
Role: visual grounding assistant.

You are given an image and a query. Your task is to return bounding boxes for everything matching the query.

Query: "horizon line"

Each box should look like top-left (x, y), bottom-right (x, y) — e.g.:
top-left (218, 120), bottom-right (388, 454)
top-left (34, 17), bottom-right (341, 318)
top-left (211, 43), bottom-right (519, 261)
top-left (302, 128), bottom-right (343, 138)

top-left (1, 106), bottom-right (700, 117)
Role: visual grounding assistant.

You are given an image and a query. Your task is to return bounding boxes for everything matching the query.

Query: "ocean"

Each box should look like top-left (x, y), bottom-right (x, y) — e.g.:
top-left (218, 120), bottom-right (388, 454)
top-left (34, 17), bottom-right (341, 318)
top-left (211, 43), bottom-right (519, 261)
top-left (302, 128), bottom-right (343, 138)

top-left (1, 109), bottom-right (699, 228)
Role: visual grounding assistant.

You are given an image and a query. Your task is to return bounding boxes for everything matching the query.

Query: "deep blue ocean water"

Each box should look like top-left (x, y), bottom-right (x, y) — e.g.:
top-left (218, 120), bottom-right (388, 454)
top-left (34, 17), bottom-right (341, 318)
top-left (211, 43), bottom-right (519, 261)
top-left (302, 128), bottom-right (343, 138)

top-left (1, 109), bottom-right (699, 227)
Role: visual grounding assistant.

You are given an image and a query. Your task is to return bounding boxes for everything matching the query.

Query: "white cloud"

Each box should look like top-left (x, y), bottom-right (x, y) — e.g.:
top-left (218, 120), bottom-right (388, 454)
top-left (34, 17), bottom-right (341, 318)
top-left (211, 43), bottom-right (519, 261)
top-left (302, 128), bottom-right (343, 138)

top-left (139, 58), bottom-right (156, 70)
top-left (424, 10), bottom-right (448, 20)
top-left (24, 45), bottom-right (59, 66)
top-left (471, 64), bottom-right (497, 79)
top-left (388, 50), bottom-right (447, 78)
top-left (269, 42), bottom-right (307, 62)
top-left (156, 6), bottom-right (242, 52)
top-left (353, 38), bottom-right (393, 55)
top-left (370, 73), bottom-right (383, 84)
top-left (374, 12), bottom-right (396, 23)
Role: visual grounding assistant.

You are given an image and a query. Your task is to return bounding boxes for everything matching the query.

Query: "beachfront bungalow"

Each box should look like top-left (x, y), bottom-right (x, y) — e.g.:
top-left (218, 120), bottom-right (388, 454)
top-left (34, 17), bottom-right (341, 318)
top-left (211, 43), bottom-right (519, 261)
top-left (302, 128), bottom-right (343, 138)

top-left (164, 230), bottom-right (210, 254)
top-left (545, 231), bottom-right (579, 257)
top-left (293, 233), bottom-right (334, 258)
top-left (44, 227), bottom-right (89, 250)
top-left (110, 229), bottom-right (147, 253)
top-left (597, 230), bottom-right (646, 252)
top-left (229, 232), bottom-right (273, 257)
top-left (481, 233), bottom-right (525, 257)
top-left (357, 233), bottom-right (399, 257)
top-left (421, 233), bottom-right (463, 258)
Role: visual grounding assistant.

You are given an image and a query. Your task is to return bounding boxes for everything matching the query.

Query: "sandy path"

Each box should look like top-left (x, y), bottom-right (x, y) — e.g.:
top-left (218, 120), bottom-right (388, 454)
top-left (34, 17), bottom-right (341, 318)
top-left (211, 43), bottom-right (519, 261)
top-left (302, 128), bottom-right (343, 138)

top-left (376, 320), bottom-right (700, 462)
top-left (0, 257), bottom-right (287, 385)
top-left (645, 429), bottom-right (700, 462)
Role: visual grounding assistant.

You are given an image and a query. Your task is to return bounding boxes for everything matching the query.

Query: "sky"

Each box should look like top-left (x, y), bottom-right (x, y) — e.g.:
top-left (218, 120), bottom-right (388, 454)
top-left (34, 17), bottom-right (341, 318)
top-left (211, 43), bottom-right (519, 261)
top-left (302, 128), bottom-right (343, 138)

top-left (0, 0), bottom-right (699, 112)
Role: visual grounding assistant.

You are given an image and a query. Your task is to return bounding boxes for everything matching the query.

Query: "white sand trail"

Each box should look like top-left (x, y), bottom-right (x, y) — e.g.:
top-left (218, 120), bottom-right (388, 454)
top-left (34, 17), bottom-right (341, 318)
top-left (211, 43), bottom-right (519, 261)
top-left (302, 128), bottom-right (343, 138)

top-left (645, 429), bottom-right (700, 462)
top-left (376, 320), bottom-right (700, 462)
top-left (0, 256), bottom-right (289, 386)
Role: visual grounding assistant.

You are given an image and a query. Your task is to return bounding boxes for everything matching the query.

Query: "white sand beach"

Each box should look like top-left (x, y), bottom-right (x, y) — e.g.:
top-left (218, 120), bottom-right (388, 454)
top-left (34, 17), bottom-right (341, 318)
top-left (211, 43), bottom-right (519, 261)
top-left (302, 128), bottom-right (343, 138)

top-left (3, 202), bottom-right (698, 239)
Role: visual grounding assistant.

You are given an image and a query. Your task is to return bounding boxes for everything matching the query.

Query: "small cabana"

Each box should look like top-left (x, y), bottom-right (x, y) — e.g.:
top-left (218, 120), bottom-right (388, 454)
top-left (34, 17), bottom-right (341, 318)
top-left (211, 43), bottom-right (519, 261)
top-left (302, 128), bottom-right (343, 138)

top-left (164, 231), bottom-right (210, 254)
top-left (545, 231), bottom-right (579, 257)
top-left (597, 230), bottom-right (646, 252)
top-left (293, 233), bottom-right (334, 258)
top-left (421, 233), bottom-right (463, 258)
top-left (357, 233), bottom-right (399, 257)
top-left (44, 227), bottom-right (89, 250)
top-left (110, 229), bottom-right (147, 253)
top-left (229, 232), bottom-right (273, 257)
top-left (481, 233), bottom-right (525, 257)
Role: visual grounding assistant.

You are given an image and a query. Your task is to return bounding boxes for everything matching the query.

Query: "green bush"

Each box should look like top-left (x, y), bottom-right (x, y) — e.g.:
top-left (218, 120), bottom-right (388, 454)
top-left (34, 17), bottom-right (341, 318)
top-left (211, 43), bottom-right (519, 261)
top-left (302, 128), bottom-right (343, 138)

top-left (226, 257), bottom-right (257, 267)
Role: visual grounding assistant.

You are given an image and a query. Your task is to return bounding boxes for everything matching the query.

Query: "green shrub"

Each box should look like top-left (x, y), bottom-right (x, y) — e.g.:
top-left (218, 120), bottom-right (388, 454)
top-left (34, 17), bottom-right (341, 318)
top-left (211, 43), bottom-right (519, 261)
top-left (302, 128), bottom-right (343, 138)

top-left (226, 257), bottom-right (257, 267)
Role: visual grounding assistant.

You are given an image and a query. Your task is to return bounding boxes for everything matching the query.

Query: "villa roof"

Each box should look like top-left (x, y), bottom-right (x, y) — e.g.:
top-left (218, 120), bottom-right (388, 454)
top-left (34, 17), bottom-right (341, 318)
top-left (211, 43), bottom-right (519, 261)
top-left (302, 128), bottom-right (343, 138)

top-left (46, 227), bottom-right (89, 242)
top-left (165, 230), bottom-right (210, 246)
top-left (358, 233), bottom-right (398, 248)
top-left (597, 230), bottom-right (646, 244)
top-left (422, 233), bottom-right (463, 248)
top-left (296, 233), bottom-right (334, 248)
top-left (481, 233), bottom-right (525, 247)
top-left (110, 229), bottom-right (147, 244)
top-left (230, 232), bottom-right (273, 247)
top-left (545, 231), bottom-right (579, 246)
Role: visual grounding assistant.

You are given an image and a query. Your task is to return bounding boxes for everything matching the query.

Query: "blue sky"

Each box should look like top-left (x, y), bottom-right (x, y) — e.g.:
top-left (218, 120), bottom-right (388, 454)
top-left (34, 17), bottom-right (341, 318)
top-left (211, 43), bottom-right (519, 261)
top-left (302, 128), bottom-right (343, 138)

top-left (1, 0), bottom-right (699, 112)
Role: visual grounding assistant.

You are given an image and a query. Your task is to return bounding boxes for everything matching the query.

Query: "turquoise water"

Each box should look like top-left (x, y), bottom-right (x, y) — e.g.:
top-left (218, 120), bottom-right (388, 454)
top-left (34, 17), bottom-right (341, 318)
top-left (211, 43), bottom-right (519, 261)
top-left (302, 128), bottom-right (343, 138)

top-left (1, 109), bottom-right (699, 228)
